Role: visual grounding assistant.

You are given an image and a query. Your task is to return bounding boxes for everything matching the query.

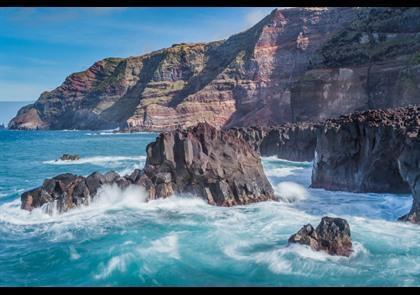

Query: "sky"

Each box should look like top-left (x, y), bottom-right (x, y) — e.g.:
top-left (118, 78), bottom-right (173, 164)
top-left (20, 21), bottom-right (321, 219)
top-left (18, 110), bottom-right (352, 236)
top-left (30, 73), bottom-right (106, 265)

top-left (0, 7), bottom-right (278, 102)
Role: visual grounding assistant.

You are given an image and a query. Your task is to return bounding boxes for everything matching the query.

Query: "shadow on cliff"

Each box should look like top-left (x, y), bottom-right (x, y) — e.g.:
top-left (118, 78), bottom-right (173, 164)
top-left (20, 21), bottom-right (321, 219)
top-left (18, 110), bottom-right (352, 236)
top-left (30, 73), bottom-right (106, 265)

top-left (99, 53), bottom-right (167, 125)
top-left (167, 12), bottom-right (273, 109)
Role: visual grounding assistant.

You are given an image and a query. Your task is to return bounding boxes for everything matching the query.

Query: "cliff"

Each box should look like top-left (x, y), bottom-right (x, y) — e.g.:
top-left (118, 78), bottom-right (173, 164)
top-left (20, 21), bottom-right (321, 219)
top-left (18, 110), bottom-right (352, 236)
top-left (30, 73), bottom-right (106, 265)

top-left (311, 106), bottom-right (419, 194)
top-left (9, 7), bottom-right (420, 131)
top-left (292, 7), bottom-right (420, 122)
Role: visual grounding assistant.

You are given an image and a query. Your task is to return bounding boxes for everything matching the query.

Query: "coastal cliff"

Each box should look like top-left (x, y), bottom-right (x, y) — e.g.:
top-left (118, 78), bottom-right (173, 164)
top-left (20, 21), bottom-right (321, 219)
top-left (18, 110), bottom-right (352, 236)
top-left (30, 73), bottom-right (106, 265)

top-left (311, 106), bottom-right (419, 194)
top-left (9, 7), bottom-right (419, 131)
top-left (7, 7), bottom-right (356, 131)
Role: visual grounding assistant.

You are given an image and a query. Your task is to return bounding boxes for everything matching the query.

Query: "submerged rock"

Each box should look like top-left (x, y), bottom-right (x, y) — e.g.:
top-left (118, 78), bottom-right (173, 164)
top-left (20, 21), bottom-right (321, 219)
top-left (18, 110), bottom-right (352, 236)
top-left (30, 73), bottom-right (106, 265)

top-left (58, 154), bottom-right (80, 161)
top-left (21, 123), bottom-right (275, 213)
top-left (228, 122), bottom-right (320, 162)
top-left (288, 216), bottom-right (353, 257)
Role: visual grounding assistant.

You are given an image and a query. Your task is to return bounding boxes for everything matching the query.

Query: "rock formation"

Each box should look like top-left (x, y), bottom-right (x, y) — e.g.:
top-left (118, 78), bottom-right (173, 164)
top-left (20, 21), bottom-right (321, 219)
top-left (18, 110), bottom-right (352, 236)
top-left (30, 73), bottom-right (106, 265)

top-left (311, 106), bottom-right (420, 193)
top-left (228, 122), bottom-right (320, 162)
top-left (57, 154), bottom-right (80, 161)
top-left (397, 127), bottom-right (420, 223)
top-left (21, 123), bottom-right (275, 213)
top-left (288, 216), bottom-right (353, 257)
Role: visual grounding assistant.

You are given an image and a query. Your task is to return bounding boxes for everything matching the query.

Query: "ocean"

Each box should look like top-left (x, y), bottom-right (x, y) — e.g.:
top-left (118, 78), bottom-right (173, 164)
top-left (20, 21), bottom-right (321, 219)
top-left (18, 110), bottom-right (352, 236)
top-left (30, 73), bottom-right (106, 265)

top-left (0, 129), bottom-right (419, 286)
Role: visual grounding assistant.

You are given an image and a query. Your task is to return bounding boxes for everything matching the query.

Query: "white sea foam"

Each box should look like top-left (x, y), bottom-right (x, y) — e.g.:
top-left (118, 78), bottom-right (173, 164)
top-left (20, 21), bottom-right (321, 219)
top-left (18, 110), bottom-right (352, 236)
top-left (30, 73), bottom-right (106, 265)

top-left (43, 155), bottom-right (146, 166)
top-left (138, 234), bottom-right (180, 260)
top-left (274, 181), bottom-right (309, 203)
top-left (264, 167), bottom-right (304, 177)
top-left (69, 246), bottom-right (81, 260)
top-left (95, 253), bottom-right (133, 279)
top-left (261, 156), bottom-right (312, 165)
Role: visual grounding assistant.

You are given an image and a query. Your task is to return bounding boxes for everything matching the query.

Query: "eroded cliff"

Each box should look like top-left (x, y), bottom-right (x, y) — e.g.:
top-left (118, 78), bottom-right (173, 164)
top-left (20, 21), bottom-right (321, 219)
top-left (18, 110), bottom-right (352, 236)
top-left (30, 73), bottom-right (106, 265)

top-left (311, 106), bottom-right (419, 194)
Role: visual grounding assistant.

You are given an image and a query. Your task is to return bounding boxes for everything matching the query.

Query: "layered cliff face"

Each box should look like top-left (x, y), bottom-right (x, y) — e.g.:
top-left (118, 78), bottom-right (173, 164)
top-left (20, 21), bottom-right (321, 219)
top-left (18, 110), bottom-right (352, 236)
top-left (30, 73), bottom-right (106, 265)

top-left (311, 106), bottom-right (419, 194)
top-left (228, 122), bottom-right (320, 162)
top-left (9, 7), bottom-right (358, 131)
top-left (292, 7), bottom-right (420, 122)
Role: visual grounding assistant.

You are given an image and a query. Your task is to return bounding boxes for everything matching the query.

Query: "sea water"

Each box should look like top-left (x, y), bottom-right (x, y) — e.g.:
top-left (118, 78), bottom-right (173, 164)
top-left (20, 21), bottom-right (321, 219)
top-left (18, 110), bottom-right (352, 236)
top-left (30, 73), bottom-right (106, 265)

top-left (0, 129), bottom-right (419, 286)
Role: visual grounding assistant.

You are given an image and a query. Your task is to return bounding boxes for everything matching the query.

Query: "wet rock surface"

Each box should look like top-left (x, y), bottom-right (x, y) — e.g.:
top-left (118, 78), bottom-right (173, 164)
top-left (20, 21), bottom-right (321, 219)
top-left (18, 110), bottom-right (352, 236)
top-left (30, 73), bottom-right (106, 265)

top-left (288, 216), bottom-right (353, 257)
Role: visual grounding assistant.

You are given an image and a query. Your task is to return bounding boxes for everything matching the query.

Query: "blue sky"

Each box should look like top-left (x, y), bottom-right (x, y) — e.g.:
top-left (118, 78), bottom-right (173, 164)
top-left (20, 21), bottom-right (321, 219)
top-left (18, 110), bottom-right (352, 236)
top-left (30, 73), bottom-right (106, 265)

top-left (0, 7), bottom-right (278, 102)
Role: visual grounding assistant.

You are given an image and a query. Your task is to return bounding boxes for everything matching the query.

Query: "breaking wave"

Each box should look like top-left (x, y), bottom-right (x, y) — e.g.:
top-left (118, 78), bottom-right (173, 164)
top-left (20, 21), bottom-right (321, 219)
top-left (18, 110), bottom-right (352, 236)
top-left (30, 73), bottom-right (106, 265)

top-left (274, 181), bottom-right (309, 203)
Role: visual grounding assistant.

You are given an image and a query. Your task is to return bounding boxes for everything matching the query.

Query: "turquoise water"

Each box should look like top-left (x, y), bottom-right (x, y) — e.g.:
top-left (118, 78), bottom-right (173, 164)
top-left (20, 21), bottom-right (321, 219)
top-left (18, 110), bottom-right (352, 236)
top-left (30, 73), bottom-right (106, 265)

top-left (0, 129), bottom-right (419, 286)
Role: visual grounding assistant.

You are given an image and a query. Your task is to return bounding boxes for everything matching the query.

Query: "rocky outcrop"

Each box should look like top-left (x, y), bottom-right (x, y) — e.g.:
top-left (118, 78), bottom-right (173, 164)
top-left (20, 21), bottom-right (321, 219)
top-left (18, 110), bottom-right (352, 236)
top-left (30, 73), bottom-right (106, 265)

top-left (21, 171), bottom-right (136, 213)
top-left (311, 106), bottom-right (420, 193)
top-left (144, 122), bottom-right (274, 206)
top-left (228, 122), bottom-right (320, 161)
top-left (398, 128), bottom-right (420, 223)
top-left (21, 123), bottom-right (275, 213)
top-left (288, 216), bottom-right (353, 257)
top-left (58, 154), bottom-right (80, 161)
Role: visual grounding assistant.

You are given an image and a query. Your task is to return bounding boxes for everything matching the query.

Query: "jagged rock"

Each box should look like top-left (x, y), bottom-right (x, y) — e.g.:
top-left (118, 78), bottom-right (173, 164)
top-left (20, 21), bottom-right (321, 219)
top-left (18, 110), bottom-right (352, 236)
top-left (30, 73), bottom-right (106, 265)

top-left (228, 122), bottom-right (320, 161)
top-left (58, 154), bottom-right (80, 161)
top-left (21, 123), bottom-right (275, 213)
top-left (311, 106), bottom-right (420, 193)
top-left (288, 216), bottom-right (353, 257)
top-left (398, 128), bottom-right (420, 223)
top-left (143, 122), bottom-right (275, 206)
top-left (20, 171), bottom-right (141, 213)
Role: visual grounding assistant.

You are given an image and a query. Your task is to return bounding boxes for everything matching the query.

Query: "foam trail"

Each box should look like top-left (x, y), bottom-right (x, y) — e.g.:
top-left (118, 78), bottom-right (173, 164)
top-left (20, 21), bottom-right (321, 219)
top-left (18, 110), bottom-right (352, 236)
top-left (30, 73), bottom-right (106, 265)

top-left (265, 167), bottom-right (304, 177)
top-left (43, 155), bottom-right (146, 166)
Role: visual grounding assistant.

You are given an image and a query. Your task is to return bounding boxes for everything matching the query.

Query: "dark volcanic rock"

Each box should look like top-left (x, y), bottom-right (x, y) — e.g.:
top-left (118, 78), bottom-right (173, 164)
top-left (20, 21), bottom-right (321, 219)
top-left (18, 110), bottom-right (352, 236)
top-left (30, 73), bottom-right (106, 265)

top-left (311, 106), bottom-right (420, 193)
top-left (21, 123), bottom-right (275, 213)
top-left (58, 154), bottom-right (80, 161)
top-left (288, 216), bottom-right (353, 257)
top-left (398, 128), bottom-right (420, 224)
top-left (144, 122), bottom-right (275, 206)
top-left (20, 171), bottom-right (139, 213)
top-left (228, 122), bottom-right (320, 162)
